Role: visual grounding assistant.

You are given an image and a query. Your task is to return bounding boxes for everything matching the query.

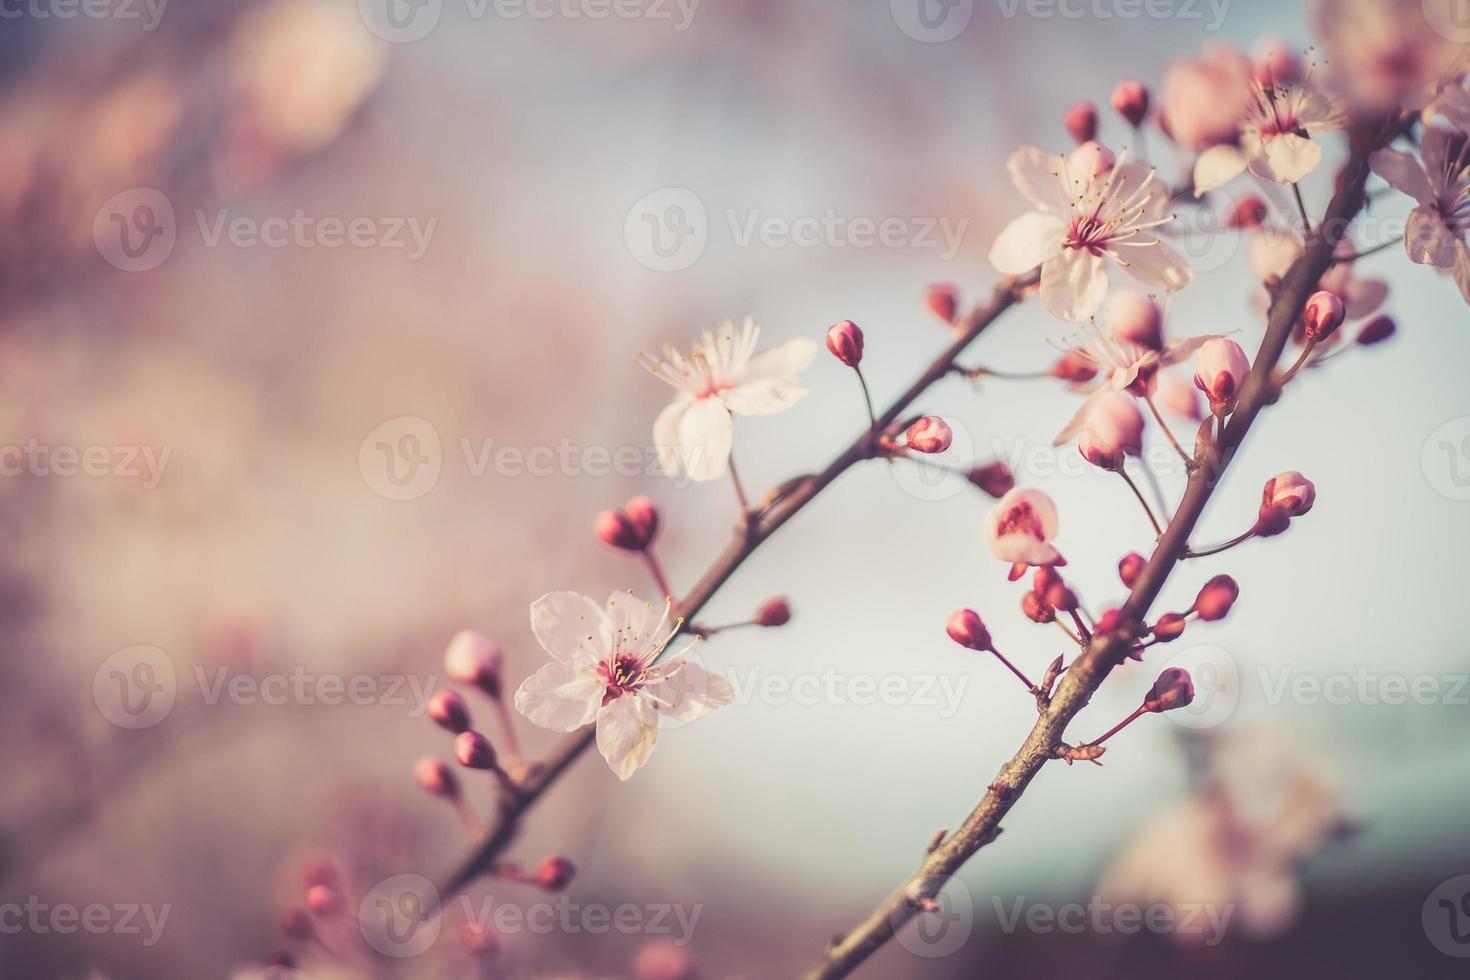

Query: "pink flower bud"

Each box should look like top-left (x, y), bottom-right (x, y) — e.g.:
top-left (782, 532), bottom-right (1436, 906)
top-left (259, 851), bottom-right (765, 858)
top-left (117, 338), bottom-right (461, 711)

top-left (279, 908), bottom-right (313, 940)
top-left (1254, 505), bottom-right (1291, 537)
top-left (306, 885), bottom-right (345, 917)
top-left (444, 630), bottom-right (504, 698)
top-left (634, 939), bottom-right (694, 980)
top-left (1357, 315), bottom-right (1395, 345)
top-left (302, 859), bottom-right (337, 888)
top-left (1193, 338), bottom-right (1251, 415)
top-left (1094, 608), bottom-right (1125, 634)
top-left (946, 609), bottom-right (991, 651)
top-left (534, 856), bottom-right (576, 892)
top-left (1110, 80), bottom-right (1150, 126)
top-left (1032, 566), bottom-right (1061, 596)
top-left (1104, 289), bottom-right (1163, 350)
top-left (1152, 612), bottom-right (1187, 642)
top-left (1253, 36), bottom-right (1302, 86)
top-left (1157, 371), bottom-right (1202, 420)
top-left (1064, 101), bottom-right (1099, 144)
top-left (1068, 140), bottom-right (1116, 180)
top-left (1118, 552), bottom-right (1146, 588)
top-left (454, 730), bottom-right (498, 770)
top-left (1144, 667), bottom-right (1195, 712)
top-left (459, 921), bottom-right (500, 957)
top-left (415, 756), bottom-right (459, 799)
top-left (624, 496), bottom-right (660, 544)
top-left (755, 597), bottom-right (791, 627)
top-left (825, 320), bottom-right (864, 367)
top-left (1050, 351), bottom-right (1098, 383)
top-left (1261, 470), bottom-right (1315, 517)
top-left (428, 690), bottom-right (472, 734)
top-left (1021, 591), bottom-right (1055, 624)
top-left (1226, 195), bottom-right (1269, 229)
top-left (1302, 290), bottom-right (1345, 342)
top-left (1046, 584), bottom-right (1078, 613)
top-left (596, 509), bottom-right (645, 551)
top-left (1192, 575), bottom-right (1239, 622)
top-left (967, 460), bottom-right (1015, 498)
top-left (1077, 392), bottom-right (1144, 470)
top-left (925, 283), bottom-right (958, 324)
top-left (906, 416), bottom-right (952, 454)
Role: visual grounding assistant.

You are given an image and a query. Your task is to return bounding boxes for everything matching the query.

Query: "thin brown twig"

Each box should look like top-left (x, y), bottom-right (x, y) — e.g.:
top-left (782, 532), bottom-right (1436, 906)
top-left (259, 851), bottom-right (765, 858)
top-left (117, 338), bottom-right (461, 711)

top-left (800, 126), bottom-right (1378, 980)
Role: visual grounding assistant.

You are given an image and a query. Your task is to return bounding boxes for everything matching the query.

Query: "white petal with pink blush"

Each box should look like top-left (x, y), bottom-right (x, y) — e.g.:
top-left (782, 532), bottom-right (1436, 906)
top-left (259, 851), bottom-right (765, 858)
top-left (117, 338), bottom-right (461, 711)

top-left (514, 591), bottom-right (733, 780)
top-left (641, 318), bottom-right (816, 482)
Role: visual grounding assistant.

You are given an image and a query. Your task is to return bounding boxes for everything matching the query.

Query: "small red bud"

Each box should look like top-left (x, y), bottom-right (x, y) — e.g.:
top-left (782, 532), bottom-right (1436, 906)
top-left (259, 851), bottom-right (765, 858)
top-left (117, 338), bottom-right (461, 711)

top-left (428, 690), bottom-right (472, 734)
top-left (624, 496), bottom-right (660, 544)
top-left (946, 609), bottom-right (991, 651)
top-left (302, 859), bottom-right (338, 889)
top-left (454, 730), bottom-right (498, 771)
top-left (1094, 608), bottom-right (1125, 634)
top-left (1064, 101), bottom-right (1099, 144)
top-left (1254, 505), bottom-right (1292, 537)
top-left (1151, 612), bottom-right (1187, 642)
top-left (1117, 552), bottom-right (1146, 588)
top-left (534, 856), bottom-right (576, 892)
top-left (1021, 591), bottom-right (1055, 624)
top-left (825, 320), bottom-right (864, 367)
top-left (279, 908), bottom-right (314, 941)
top-left (1045, 584), bottom-right (1078, 613)
top-left (1144, 667), bottom-right (1195, 712)
top-left (1032, 566), bottom-right (1062, 597)
top-left (415, 757), bottom-right (460, 799)
top-left (596, 509), bottom-right (645, 551)
top-left (1356, 315), bottom-right (1395, 345)
top-left (1049, 351), bottom-right (1098, 383)
top-left (1193, 575), bottom-right (1239, 621)
top-left (444, 630), bottom-right (504, 699)
top-left (1226, 195), bottom-right (1269, 229)
top-left (967, 460), bottom-right (1015, 498)
top-left (1110, 80), bottom-right (1150, 127)
top-left (1302, 290), bottom-right (1346, 342)
top-left (905, 416), bottom-right (953, 454)
top-left (755, 597), bottom-right (791, 627)
top-left (925, 283), bottom-right (958, 324)
top-left (306, 885), bottom-right (345, 917)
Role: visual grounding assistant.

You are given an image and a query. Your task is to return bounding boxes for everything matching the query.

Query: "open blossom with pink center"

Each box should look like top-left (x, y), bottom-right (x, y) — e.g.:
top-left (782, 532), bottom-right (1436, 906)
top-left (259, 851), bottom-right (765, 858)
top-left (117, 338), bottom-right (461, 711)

top-left (985, 487), bottom-right (1064, 577)
top-left (1193, 70), bottom-right (1346, 193)
top-left (1160, 44), bottom-right (1254, 151)
top-left (1193, 338), bottom-right (1251, 415)
top-left (988, 145), bottom-right (1191, 322)
top-left (1077, 392), bottom-right (1145, 470)
top-left (514, 591), bottom-right (732, 780)
top-left (641, 318), bottom-right (817, 482)
top-left (1369, 127), bottom-right (1470, 304)
top-left (1315, 0), bottom-right (1470, 111)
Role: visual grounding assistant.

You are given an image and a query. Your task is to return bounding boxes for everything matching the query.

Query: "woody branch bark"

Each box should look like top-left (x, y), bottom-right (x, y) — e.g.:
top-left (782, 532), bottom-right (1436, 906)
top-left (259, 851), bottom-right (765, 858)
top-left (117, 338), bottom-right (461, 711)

top-left (437, 268), bottom-right (1041, 900)
top-left (800, 128), bottom-right (1380, 980)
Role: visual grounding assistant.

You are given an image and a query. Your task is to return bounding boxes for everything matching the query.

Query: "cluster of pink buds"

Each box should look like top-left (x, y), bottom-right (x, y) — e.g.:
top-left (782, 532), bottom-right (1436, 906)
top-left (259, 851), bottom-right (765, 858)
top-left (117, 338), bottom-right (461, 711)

top-left (275, 859), bottom-right (348, 958)
top-left (596, 496), bottom-right (661, 552)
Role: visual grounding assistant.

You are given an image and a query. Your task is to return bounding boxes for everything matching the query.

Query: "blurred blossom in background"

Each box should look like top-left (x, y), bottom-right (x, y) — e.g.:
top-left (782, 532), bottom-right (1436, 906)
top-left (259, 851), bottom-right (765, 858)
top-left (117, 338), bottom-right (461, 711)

top-left (2, 0), bottom-right (1469, 977)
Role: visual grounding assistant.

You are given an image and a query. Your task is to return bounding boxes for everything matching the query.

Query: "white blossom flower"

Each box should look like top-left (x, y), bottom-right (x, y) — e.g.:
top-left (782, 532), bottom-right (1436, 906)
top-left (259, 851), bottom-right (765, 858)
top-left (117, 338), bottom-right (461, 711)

top-left (988, 145), bottom-right (1191, 323)
top-left (1369, 127), bottom-right (1470, 303)
top-left (640, 318), bottom-right (816, 482)
top-left (514, 591), bottom-right (732, 780)
top-left (1193, 73), bottom-right (1347, 193)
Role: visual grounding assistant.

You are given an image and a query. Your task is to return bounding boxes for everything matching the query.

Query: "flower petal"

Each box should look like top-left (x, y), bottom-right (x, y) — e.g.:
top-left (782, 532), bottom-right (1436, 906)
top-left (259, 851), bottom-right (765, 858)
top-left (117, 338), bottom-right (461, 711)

top-left (1368, 148), bottom-right (1432, 204)
top-left (596, 694), bottom-right (660, 780)
top-left (1041, 248), bottom-right (1109, 323)
top-left (722, 377), bottom-right (810, 416)
top-left (643, 657), bottom-right (734, 723)
top-left (1249, 230), bottom-right (1301, 281)
top-left (740, 336), bottom-right (816, 381)
top-left (1007, 145), bottom-right (1069, 212)
top-left (1193, 144), bottom-right (1248, 195)
top-left (1115, 240), bottom-right (1191, 292)
top-left (1407, 205), bottom-right (1458, 268)
top-left (605, 591), bottom-right (672, 649)
top-left (676, 396), bottom-right (734, 482)
top-left (1249, 133), bottom-right (1322, 185)
top-left (988, 211), bottom-right (1065, 275)
top-left (530, 591), bottom-right (610, 665)
top-left (1343, 277), bottom-right (1388, 319)
top-left (1453, 241), bottom-right (1470, 305)
top-left (514, 662), bottom-right (603, 731)
top-left (653, 396), bottom-right (691, 478)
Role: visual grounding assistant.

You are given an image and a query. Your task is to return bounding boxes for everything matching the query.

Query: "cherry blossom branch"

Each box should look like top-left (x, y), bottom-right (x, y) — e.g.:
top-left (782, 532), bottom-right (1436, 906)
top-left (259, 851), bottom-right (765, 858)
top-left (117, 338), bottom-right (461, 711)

top-left (800, 129), bottom-right (1379, 980)
top-left (434, 269), bottom-right (1041, 901)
